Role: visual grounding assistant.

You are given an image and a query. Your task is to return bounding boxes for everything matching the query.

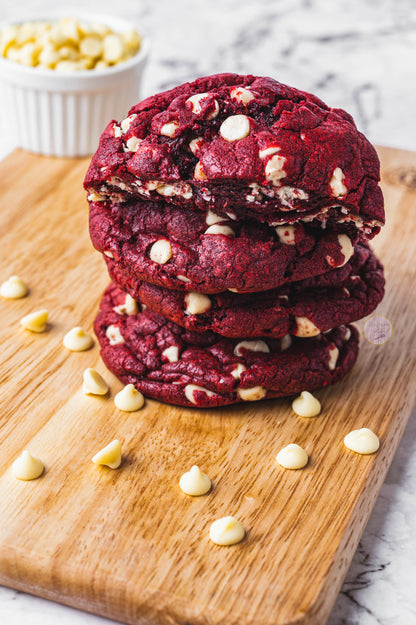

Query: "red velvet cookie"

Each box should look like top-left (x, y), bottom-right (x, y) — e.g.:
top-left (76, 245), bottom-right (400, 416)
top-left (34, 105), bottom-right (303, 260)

top-left (84, 73), bottom-right (384, 239)
top-left (89, 198), bottom-right (359, 293)
top-left (94, 282), bottom-right (359, 408)
top-left (105, 242), bottom-right (384, 338)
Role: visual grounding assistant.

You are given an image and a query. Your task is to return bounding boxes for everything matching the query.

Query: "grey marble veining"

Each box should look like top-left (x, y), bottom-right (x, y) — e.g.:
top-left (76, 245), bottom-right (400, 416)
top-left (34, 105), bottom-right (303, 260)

top-left (0, 1), bottom-right (415, 623)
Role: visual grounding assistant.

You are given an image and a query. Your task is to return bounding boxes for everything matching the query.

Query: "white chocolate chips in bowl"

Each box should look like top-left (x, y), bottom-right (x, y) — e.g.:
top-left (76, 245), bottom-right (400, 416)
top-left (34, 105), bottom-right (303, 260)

top-left (0, 13), bottom-right (149, 156)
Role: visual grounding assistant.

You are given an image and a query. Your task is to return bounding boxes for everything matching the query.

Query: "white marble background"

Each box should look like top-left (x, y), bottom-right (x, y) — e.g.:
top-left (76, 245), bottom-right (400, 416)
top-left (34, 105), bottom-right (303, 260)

top-left (0, 0), bottom-right (416, 623)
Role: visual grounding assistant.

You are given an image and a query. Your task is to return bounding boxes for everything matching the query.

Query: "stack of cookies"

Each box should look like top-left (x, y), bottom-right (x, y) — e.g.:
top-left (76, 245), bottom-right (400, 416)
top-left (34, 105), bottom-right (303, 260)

top-left (84, 73), bottom-right (385, 408)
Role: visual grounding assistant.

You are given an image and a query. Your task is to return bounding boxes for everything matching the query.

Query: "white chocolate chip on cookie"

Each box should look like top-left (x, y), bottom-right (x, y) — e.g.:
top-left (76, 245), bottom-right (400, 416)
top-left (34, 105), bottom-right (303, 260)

top-left (259, 146), bottom-right (280, 159)
top-left (184, 292), bottom-right (211, 315)
top-left (149, 239), bottom-right (172, 264)
top-left (12, 451), bottom-right (44, 480)
top-left (20, 309), bottom-right (48, 333)
top-left (329, 167), bottom-right (347, 197)
top-left (186, 93), bottom-right (219, 119)
top-left (162, 345), bottom-right (179, 363)
top-left (275, 225), bottom-right (296, 245)
top-left (276, 444), bottom-right (309, 469)
top-left (327, 346), bottom-right (339, 370)
top-left (204, 224), bottom-right (235, 236)
top-left (160, 121), bottom-right (179, 138)
top-left (63, 327), bottom-right (94, 351)
top-left (230, 363), bottom-right (246, 380)
top-left (113, 293), bottom-right (138, 316)
top-left (219, 115), bottom-right (251, 141)
top-left (205, 210), bottom-right (227, 225)
top-left (92, 439), bottom-right (122, 469)
top-left (292, 391), bottom-right (321, 417)
top-left (115, 384), bottom-right (144, 411)
top-left (294, 316), bottom-right (321, 338)
top-left (230, 86), bottom-right (255, 105)
top-left (265, 154), bottom-right (287, 185)
top-left (234, 340), bottom-right (270, 356)
top-left (105, 324), bottom-right (125, 345)
top-left (184, 384), bottom-right (216, 405)
top-left (83, 368), bottom-right (109, 396)
top-left (0, 275), bottom-right (29, 299)
top-left (344, 428), bottom-right (380, 454)
top-left (237, 386), bottom-right (267, 401)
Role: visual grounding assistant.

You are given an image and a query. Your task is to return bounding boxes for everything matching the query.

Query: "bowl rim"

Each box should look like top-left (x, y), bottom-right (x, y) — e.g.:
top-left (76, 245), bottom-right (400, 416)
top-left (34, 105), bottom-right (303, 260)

top-left (0, 10), bottom-right (149, 82)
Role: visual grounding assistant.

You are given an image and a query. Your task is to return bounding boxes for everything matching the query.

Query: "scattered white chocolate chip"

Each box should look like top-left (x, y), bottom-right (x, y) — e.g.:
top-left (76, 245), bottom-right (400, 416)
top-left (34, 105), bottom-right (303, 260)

top-left (63, 326), bottom-right (94, 351)
top-left (160, 121), bottom-right (179, 138)
top-left (177, 274), bottom-right (191, 283)
top-left (120, 114), bottom-right (137, 133)
top-left (275, 225), bottom-right (296, 245)
top-left (219, 115), bottom-right (250, 141)
top-left (276, 444), bottom-right (309, 469)
top-left (343, 327), bottom-right (352, 341)
top-left (149, 239), bottom-right (173, 264)
top-left (83, 368), bottom-right (109, 396)
top-left (205, 210), bottom-right (227, 225)
top-left (162, 345), bottom-right (179, 363)
top-left (230, 363), bottom-right (246, 380)
top-left (113, 293), bottom-right (138, 316)
top-left (186, 93), bottom-right (219, 119)
top-left (265, 154), bottom-right (287, 185)
top-left (184, 384), bottom-right (216, 405)
top-left (344, 428), bottom-right (380, 455)
top-left (194, 161), bottom-right (206, 180)
top-left (259, 146), bottom-right (281, 159)
top-left (328, 346), bottom-right (339, 371)
top-left (104, 250), bottom-right (114, 258)
top-left (20, 309), bottom-right (48, 333)
top-left (0, 275), bottom-right (29, 299)
top-left (12, 451), bottom-right (44, 480)
top-left (189, 137), bottom-right (204, 155)
top-left (209, 516), bottom-right (245, 546)
top-left (292, 391), bottom-right (321, 418)
top-left (329, 167), bottom-right (347, 197)
top-left (204, 224), bottom-right (235, 237)
top-left (294, 316), bottom-right (321, 338)
top-left (237, 386), bottom-right (267, 401)
top-left (230, 86), bottom-right (255, 105)
top-left (114, 384), bottom-right (145, 411)
top-left (184, 292), bottom-right (211, 315)
top-left (113, 124), bottom-right (122, 138)
top-left (338, 234), bottom-right (353, 264)
top-left (92, 439), bottom-right (122, 469)
top-left (105, 324), bottom-right (125, 345)
top-left (125, 136), bottom-right (141, 152)
top-left (179, 465), bottom-right (212, 496)
top-left (280, 334), bottom-right (292, 351)
top-left (234, 340), bottom-right (270, 356)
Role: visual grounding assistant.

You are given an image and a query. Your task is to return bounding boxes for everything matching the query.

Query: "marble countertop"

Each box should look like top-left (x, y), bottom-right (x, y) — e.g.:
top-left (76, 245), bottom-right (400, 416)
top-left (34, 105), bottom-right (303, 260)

top-left (1, 0), bottom-right (415, 623)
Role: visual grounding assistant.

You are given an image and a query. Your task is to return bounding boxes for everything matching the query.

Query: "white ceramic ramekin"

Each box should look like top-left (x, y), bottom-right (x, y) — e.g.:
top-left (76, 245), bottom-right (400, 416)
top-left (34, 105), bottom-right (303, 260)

top-left (0, 12), bottom-right (149, 157)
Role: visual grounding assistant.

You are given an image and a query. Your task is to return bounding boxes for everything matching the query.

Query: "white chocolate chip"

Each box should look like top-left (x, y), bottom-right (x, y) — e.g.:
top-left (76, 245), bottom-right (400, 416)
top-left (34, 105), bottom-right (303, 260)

top-left (92, 439), bottom-right (122, 469)
top-left (205, 210), bottom-right (227, 225)
top-left (230, 363), bottom-right (246, 380)
top-left (125, 136), bottom-right (142, 152)
top-left (292, 391), bottom-right (321, 417)
top-left (259, 146), bottom-right (280, 159)
top-left (328, 346), bottom-right (339, 371)
top-left (234, 340), bottom-right (270, 356)
top-left (189, 137), bottom-right (204, 155)
top-left (237, 386), bottom-right (267, 401)
top-left (162, 345), bottom-right (179, 363)
top-left (186, 93), bottom-right (219, 119)
top-left (177, 274), bottom-right (191, 283)
top-left (160, 121), bottom-right (179, 138)
top-left (149, 239), bottom-right (173, 264)
top-left (343, 327), bottom-right (352, 341)
top-left (227, 288), bottom-right (239, 293)
top-left (88, 192), bottom-right (104, 202)
top-left (184, 292), bottom-right (211, 315)
top-left (294, 316), bottom-right (321, 338)
top-left (114, 384), bottom-right (144, 411)
top-left (338, 234), bottom-right (353, 264)
top-left (113, 124), bottom-right (122, 138)
top-left (83, 368), bottom-right (109, 396)
top-left (20, 309), bottom-right (48, 333)
top-left (104, 250), bottom-right (114, 258)
top-left (179, 465), bottom-right (212, 496)
top-left (230, 86), bottom-right (255, 105)
top-left (281, 334), bottom-right (292, 351)
top-left (0, 275), bottom-right (29, 299)
top-left (120, 114), bottom-right (137, 133)
top-left (219, 115), bottom-right (251, 141)
top-left (184, 384), bottom-right (216, 405)
top-left (329, 167), bottom-right (347, 197)
top-left (344, 428), bottom-right (380, 455)
top-left (204, 224), bottom-right (235, 237)
top-left (113, 294), bottom-right (138, 316)
top-left (276, 444), bottom-right (309, 469)
top-left (265, 154), bottom-right (287, 185)
top-left (209, 516), bottom-right (245, 546)
top-left (194, 161), bottom-right (206, 180)
top-left (105, 324), bottom-right (125, 345)
top-left (12, 451), bottom-right (44, 480)
top-left (275, 225), bottom-right (296, 245)
top-left (63, 326), bottom-right (94, 351)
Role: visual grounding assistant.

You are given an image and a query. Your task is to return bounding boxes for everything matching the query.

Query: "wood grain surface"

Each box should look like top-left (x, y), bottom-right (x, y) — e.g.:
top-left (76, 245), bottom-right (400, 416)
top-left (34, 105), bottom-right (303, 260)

top-left (0, 146), bottom-right (415, 625)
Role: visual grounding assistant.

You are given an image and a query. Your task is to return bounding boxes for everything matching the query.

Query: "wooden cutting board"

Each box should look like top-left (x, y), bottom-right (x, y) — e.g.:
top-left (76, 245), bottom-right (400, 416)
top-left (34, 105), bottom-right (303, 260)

top-left (0, 146), bottom-right (415, 625)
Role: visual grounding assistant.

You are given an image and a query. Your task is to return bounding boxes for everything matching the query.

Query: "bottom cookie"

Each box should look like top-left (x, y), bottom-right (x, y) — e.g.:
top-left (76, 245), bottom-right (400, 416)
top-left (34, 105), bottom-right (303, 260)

top-left (94, 283), bottom-right (360, 408)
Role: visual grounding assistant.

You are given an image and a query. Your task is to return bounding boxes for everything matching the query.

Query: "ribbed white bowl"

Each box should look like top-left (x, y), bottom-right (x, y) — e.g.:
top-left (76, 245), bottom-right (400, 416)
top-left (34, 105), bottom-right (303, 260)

top-left (0, 12), bottom-right (149, 157)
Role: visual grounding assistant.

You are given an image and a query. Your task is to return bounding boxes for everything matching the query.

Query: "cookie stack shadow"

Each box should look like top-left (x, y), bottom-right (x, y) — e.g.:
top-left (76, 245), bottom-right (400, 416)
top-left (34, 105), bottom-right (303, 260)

top-left (84, 73), bottom-right (385, 408)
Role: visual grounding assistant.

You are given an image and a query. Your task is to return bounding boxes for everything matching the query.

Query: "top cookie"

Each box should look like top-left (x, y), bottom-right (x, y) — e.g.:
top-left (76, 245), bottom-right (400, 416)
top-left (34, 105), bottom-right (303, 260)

top-left (84, 73), bottom-right (384, 238)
